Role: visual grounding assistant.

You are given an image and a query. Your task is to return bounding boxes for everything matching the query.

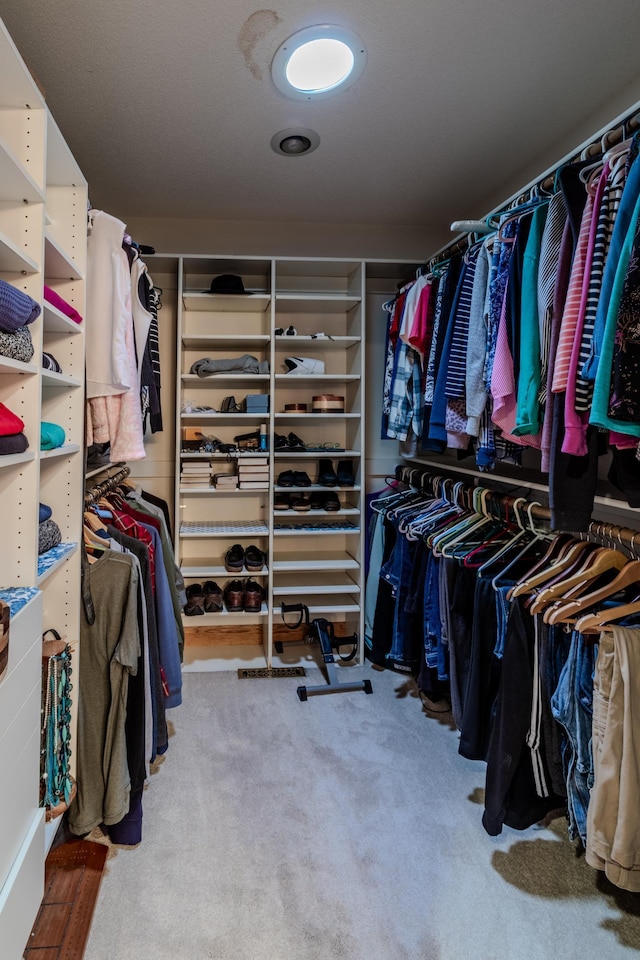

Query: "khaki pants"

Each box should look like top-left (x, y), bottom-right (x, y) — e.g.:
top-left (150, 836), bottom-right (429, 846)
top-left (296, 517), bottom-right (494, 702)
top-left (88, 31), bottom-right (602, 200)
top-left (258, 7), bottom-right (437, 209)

top-left (586, 626), bottom-right (640, 891)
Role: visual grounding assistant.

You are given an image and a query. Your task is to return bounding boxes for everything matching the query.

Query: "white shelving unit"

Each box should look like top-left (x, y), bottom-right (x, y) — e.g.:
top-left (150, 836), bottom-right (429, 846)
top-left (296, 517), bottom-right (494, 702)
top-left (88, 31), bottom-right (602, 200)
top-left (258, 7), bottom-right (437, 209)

top-left (175, 256), bottom-right (365, 665)
top-left (0, 17), bottom-right (87, 959)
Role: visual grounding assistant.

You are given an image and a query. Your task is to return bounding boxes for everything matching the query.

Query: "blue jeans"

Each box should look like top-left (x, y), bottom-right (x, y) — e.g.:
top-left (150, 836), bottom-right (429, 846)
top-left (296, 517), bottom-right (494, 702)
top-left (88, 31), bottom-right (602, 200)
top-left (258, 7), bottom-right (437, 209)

top-left (379, 516), bottom-right (420, 669)
top-left (551, 631), bottom-right (597, 844)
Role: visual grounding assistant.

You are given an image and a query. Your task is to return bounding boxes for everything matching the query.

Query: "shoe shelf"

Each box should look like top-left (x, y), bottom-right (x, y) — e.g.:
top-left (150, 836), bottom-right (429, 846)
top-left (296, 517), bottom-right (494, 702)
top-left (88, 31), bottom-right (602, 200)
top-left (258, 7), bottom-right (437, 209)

top-left (274, 374), bottom-right (361, 383)
top-left (275, 294), bottom-right (361, 314)
top-left (274, 450), bottom-right (360, 459)
top-left (180, 522), bottom-right (270, 537)
top-left (272, 573), bottom-right (360, 594)
top-left (274, 483), bottom-right (360, 493)
top-left (182, 605), bottom-right (269, 622)
top-left (179, 487), bottom-right (270, 495)
top-left (273, 526), bottom-right (360, 536)
top-left (273, 505), bottom-right (359, 516)
top-left (274, 335), bottom-right (361, 348)
top-left (182, 560), bottom-right (268, 579)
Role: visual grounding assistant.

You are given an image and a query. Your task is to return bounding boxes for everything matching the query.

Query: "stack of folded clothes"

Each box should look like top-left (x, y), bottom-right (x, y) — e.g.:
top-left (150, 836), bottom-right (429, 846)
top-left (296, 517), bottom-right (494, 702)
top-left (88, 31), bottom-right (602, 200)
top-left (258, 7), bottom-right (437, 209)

top-left (0, 279), bottom-right (40, 364)
top-left (40, 421), bottom-right (66, 450)
top-left (0, 402), bottom-right (29, 455)
top-left (43, 285), bottom-right (83, 325)
top-left (38, 502), bottom-right (62, 556)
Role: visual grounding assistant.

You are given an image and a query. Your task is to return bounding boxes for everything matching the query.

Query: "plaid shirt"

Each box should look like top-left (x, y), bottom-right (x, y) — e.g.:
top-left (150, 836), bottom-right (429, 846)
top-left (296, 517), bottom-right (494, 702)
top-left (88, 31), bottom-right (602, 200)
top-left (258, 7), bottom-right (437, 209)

top-left (386, 342), bottom-right (424, 441)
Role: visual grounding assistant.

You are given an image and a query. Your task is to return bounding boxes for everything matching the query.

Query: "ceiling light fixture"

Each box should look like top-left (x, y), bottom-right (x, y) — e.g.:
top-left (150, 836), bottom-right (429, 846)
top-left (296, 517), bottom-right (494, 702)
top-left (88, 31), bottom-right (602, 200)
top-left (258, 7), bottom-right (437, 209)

top-left (271, 128), bottom-right (320, 157)
top-left (271, 25), bottom-right (366, 101)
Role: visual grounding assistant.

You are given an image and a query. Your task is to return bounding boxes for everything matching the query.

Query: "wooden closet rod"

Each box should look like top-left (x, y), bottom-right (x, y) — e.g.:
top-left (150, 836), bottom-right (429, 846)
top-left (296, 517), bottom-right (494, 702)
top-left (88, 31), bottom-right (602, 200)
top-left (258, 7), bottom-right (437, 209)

top-left (84, 465), bottom-right (131, 504)
top-left (423, 103), bottom-right (640, 270)
top-left (395, 464), bottom-right (640, 552)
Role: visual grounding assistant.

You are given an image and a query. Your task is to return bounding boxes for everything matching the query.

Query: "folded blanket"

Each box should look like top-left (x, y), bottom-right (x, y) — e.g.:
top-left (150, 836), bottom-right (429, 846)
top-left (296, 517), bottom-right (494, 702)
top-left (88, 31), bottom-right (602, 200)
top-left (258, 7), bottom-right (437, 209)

top-left (0, 402), bottom-right (24, 436)
top-left (0, 433), bottom-right (28, 455)
top-left (190, 354), bottom-right (270, 377)
top-left (0, 280), bottom-right (41, 333)
top-left (40, 421), bottom-right (66, 450)
top-left (0, 326), bottom-right (34, 364)
top-left (44, 285), bottom-right (83, 324)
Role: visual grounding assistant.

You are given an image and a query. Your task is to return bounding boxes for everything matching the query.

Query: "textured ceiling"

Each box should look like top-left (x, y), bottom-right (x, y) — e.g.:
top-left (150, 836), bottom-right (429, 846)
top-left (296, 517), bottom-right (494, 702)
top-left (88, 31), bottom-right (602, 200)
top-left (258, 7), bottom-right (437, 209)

top-left (2, 0), bottom-right (640, 234)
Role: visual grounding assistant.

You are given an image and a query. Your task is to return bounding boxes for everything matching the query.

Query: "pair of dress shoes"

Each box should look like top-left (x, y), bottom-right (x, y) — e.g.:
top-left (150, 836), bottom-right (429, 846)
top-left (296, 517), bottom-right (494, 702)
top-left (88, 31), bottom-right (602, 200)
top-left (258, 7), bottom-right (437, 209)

top-left (277, 469), bottom-right (312, 487)
top-left (184, 581), bottom-right (223, 615)
top-left (224, 543), bottom-right (266, 573)
top-left (223, 578), bottom-right (265, 613)
top-left (317, 459), bottom-right (354, 487)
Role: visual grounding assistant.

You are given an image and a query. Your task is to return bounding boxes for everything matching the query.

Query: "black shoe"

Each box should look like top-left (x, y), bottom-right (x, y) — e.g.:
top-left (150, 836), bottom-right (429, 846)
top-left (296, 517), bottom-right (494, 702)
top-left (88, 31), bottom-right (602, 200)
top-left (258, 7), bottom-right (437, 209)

top-left (245, 545), bottom-right (266, 571)
top-left (274, 493), bottom-right (291, 510)
top-left (184, 583), bottom-right (205, 616)
top-left (322, 492), bottom-right (341, 511)
top-left (291, 495), bottom-right (311, 512)
top-left (274, 433), bottom-right (288, 449)
top-left (336, 459), bottom-right (355, 486)
top-left (223, 579), bottom-right (245, 612)
top-left (293, 471), bottom-right (312, 487)
top-left (317, 458), bottom-right (337, 486)
top-left (203, 581), bottom-right (223, 612)
top-left (224, 543), bottom-right (245, 572)
top-left (309, 492), bottom-right (325, 511)
top-left (277, 470), bottom-right (296, 487)
top-left (287, 432), bottom-right (306, 450)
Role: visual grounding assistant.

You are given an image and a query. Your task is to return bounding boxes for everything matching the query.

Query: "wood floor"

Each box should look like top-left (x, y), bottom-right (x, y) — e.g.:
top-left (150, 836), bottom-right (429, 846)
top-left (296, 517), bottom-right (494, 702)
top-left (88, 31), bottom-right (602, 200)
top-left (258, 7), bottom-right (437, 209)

top-left (23, 839), bottom-right (107, 960)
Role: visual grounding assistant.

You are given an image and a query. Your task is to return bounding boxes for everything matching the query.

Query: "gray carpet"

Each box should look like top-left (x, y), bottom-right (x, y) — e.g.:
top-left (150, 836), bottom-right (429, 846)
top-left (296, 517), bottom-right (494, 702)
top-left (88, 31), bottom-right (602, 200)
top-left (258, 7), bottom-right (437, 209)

top-left (85, 667), bottom-right (640, 960)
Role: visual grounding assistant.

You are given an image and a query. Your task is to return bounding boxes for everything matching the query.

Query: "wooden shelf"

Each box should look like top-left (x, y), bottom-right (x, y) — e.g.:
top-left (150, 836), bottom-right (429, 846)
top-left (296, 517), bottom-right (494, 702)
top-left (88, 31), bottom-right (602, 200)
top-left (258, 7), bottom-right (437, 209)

top-left (0, 134), bottom-right (44, 203)
top-left (40, 444), bottom-right (80, 460)
top-left (41, 370), bottom-right (82, 388)
top-left (43, 302), bottom-right (83, 334)
top-left (182, 292), bottom-right (271, 312)
top-left (44, 230), bottom-right (82, 280)
top-left (0, 228), bottom-right (39, 273)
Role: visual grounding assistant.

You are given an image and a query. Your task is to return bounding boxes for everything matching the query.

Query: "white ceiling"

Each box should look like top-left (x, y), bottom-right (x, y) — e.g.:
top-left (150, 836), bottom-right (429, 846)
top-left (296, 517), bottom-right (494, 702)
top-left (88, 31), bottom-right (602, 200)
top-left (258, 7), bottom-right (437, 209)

top-left (3, 0), bottom-right (640, 239)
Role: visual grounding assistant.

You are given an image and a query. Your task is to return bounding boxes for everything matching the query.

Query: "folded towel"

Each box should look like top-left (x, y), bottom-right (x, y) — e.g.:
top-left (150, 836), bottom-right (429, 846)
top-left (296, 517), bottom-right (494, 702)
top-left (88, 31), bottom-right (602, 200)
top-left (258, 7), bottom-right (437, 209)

top-left (43, 285), bottom-right (83, 324)
top-left (40, 421), bottom-right (66, 450)
top-left (0, 280), bottom-right (41, 333)
top-left (0, 402), bottom-right (24, 437)
top-left (0, 326), bottom-right (34, 364)
top-left (0, 432), bottom-right (28, 455)
top-left (39, 502), bottom-right (52, 523)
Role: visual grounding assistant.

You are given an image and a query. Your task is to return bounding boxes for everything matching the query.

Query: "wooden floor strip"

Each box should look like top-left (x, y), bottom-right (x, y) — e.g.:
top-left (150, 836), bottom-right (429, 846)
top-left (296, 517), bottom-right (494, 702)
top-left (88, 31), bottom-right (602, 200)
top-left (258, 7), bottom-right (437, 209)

top-left (23, 839), bottom-right (108, 960)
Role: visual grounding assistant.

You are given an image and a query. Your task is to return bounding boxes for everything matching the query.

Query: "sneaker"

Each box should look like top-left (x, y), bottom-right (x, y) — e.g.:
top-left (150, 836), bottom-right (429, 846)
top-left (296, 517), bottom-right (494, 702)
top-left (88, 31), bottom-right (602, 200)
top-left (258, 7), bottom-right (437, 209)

top-left (284, 357), bottom-right (325, 375)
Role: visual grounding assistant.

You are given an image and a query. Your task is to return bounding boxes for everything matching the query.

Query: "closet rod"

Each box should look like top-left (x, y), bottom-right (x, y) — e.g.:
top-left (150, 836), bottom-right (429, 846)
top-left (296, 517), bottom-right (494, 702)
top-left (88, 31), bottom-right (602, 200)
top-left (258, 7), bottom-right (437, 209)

top-left (84, 465), bottom-right (131, 504)
top-left (395, 464), bottom-right (640, 551)
top-left (424, 101), bottom-right (640, 269)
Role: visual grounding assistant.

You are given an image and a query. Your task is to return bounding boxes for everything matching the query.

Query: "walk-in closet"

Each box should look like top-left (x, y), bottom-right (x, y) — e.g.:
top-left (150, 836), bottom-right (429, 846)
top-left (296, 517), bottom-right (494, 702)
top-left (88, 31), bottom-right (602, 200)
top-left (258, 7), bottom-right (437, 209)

top-left (2, 3), bottom-right (640, 959)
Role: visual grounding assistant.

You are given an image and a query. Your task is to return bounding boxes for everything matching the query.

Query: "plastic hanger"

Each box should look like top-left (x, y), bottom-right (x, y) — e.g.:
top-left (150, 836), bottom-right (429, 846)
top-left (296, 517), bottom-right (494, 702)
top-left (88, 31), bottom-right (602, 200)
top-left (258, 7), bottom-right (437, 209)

top-left (474, 496), bottom-right (529, 577)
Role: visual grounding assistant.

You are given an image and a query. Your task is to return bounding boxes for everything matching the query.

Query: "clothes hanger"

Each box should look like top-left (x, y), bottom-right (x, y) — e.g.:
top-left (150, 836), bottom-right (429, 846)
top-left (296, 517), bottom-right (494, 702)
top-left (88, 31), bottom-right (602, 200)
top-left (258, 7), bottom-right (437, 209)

top-left (574, 592), bottom-right (640, 635)
top-left (528, 547), bottom-right (628, 616)
top-left (473, 496), bottom-right (529, 576)
top-left (545, 559), bottom-right (640, 626)
top-left (509, 537), bottom-right (592, 598)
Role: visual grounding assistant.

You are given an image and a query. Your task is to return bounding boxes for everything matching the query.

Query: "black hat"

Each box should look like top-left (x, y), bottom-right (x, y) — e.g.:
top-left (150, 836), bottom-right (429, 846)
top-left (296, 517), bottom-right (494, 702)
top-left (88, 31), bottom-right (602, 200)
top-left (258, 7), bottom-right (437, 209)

top-left (203, 274), bottom-right (249, 295)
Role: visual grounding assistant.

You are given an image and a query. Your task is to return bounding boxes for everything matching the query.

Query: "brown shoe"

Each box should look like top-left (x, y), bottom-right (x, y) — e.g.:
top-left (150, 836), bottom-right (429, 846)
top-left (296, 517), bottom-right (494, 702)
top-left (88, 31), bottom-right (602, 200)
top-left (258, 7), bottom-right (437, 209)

top-left (223, 579), bottom-right (245, 612)
top-left (243, 578), bottom-right (264, 612)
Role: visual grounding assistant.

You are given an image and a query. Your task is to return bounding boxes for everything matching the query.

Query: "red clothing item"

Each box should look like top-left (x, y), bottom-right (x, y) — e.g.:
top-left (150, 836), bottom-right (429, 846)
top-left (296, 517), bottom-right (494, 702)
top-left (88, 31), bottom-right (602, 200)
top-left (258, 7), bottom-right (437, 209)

top-left (110, 509), bottom-right (156, 591)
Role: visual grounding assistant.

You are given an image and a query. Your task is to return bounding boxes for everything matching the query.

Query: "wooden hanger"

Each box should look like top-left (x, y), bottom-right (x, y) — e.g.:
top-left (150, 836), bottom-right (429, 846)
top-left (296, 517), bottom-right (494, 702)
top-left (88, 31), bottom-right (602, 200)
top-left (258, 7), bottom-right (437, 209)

top-left (575, 595), bottom-right (640, 635)
top-left (509, 538), bottom-right (592, 598)
top-left (546, 559), bottom-right (640, 626)
top-left (529, 547), bottom-right (627, 616)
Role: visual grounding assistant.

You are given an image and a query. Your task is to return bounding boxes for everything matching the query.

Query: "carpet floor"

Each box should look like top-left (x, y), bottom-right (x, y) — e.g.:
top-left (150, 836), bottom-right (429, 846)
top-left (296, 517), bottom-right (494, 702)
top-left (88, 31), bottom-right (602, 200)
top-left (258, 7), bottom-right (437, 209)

top-left (84, 666), bottom-right (640, 960)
